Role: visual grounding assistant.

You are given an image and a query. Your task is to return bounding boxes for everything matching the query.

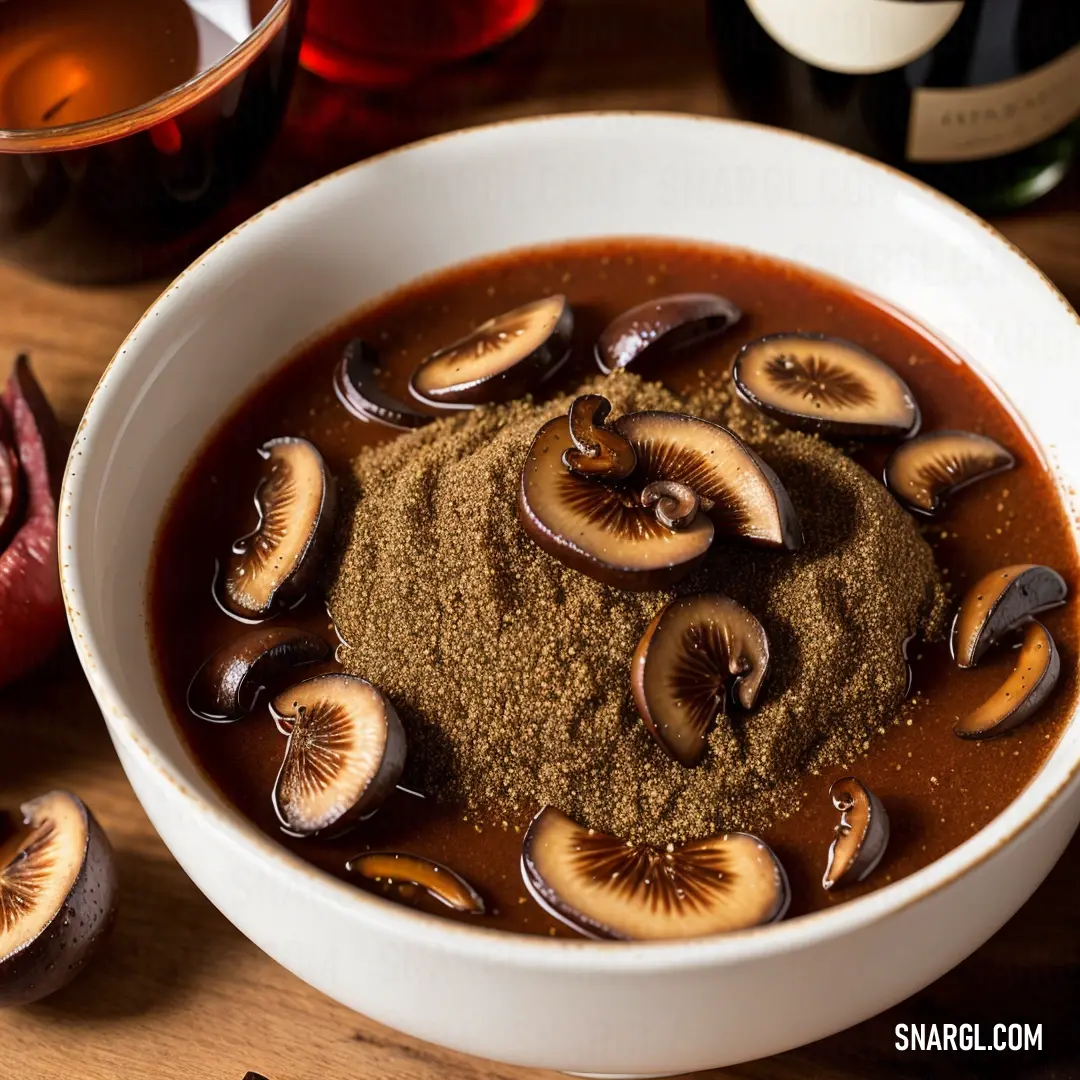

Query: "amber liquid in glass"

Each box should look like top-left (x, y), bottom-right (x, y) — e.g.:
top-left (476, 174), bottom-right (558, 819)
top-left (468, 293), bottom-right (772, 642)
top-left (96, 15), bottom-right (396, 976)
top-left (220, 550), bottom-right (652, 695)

top-left (0, 0), bottom-right (303, 284)
top-left (301, 0), bottom-right (543, 86)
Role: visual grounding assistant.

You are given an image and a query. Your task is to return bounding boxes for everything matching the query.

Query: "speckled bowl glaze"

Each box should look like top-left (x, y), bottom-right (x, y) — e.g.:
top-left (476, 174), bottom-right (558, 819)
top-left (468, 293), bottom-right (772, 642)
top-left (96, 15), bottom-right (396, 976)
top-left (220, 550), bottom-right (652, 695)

top-left (59, 114), bottom-right (1080, 1076)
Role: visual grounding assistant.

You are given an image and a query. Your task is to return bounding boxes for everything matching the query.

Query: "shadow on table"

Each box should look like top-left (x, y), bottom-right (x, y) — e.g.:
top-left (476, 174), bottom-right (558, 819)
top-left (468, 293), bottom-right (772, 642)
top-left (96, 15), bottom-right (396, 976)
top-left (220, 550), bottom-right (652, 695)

top-left (0, 646), bottom-right (118, 788)
top-left (2, 649), bottom-right (252, 1022)
top-left (26, 844), bottom-right (247, 1022)
top-left (719, 829), bottom-right (1080, 1080)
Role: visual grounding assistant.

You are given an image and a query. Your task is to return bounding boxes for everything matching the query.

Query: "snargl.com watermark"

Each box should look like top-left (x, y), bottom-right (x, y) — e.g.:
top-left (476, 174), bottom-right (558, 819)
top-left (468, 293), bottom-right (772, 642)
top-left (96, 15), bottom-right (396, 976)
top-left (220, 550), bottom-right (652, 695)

top-left (895, 1023), bottom-right (1043, 1052)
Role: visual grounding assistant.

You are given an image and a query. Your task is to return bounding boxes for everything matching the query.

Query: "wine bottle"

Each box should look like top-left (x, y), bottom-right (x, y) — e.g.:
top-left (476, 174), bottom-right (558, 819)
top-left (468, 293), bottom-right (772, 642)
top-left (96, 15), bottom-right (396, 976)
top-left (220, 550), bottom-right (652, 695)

top-left (710, 0), bottom-right (1080, 213)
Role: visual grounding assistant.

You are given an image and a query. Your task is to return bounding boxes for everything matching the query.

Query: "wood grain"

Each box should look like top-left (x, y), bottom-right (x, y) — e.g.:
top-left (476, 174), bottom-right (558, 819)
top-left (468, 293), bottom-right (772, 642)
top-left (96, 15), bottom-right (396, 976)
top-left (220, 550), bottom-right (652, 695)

top-left (2, 2), bottom-right (1079, 1077)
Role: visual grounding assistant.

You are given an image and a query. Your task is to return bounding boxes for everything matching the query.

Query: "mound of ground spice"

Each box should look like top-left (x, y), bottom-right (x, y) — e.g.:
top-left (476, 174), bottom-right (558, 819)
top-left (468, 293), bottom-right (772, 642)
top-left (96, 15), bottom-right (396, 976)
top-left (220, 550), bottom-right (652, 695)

top-left (327, 372), bottom-right (947, 843)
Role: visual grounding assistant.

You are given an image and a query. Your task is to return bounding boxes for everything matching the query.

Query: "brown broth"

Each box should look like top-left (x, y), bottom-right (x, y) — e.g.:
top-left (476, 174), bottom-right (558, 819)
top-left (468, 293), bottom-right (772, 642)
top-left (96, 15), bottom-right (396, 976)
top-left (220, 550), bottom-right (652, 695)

top-left (150, 238), bottom-right (1080, 937)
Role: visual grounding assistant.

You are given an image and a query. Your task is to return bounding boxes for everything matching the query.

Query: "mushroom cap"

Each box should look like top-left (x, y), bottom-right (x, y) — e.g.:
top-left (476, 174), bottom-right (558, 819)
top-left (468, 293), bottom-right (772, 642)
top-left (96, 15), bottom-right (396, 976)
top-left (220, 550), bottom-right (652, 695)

top-left (518, 414), bottom-right (716, 590)
top-left (956, 620), bottom-right (1060, 739)
top-left (595, 292), bottom-right (742, 375)
top-left (614, 411), bottom-right (802, 551)
top-left (562, 394), bottom-right (637, 481)
top-left (822, 776), bottom-right (890, 890)
top-left (951, 564), bottom-right (1068, 668)
top-left (271, 674), bottom-right (407, 836)
top-left (521, 806), bottom-right (789, 940)
top-left (733, 332), bottom-right (920, 438)
top-left (347, 851), bottom-right (485, 914)
top-left (884, 430), bottom-right (1014, 515)
top-left (222, 437), bottom-right (337, 620)
top-left (632, 593), bottom-right (770, 767)
top-left (0, 791), bottom-right (118, 1007)
top-left (187, 626), bottom-right (332, 722)
top-left (336, 339), bottom-right (433, 430)
top-left (410, 295), bottom-right (573, 408)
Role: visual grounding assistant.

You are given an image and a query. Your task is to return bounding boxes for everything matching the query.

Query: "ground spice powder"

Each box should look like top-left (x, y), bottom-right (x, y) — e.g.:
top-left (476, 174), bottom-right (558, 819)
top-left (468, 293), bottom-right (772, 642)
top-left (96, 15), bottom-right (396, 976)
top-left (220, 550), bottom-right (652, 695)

top-left (327, 372), bottom-right (947, 843)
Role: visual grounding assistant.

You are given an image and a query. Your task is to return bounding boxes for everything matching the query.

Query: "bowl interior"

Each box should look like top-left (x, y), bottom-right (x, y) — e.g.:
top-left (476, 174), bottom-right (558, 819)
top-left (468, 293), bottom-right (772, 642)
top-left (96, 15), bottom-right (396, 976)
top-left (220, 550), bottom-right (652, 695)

top-left (62, 113), bottom-right (1080, 949)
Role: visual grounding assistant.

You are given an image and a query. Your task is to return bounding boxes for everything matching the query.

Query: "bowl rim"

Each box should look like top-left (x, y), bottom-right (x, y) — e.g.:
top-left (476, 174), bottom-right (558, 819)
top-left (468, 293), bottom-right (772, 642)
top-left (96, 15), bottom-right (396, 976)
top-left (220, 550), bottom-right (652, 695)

top-left (0, 0), bottom-right (292, 152)
top-left (59, 110), bottom-right (1080, 971)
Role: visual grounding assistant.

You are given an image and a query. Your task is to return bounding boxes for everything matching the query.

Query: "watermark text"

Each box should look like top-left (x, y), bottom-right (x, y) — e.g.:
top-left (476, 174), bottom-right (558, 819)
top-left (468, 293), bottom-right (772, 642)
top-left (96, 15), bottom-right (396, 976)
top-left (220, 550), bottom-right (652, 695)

top-left (895, 1023), bottom-right (1042, 1052)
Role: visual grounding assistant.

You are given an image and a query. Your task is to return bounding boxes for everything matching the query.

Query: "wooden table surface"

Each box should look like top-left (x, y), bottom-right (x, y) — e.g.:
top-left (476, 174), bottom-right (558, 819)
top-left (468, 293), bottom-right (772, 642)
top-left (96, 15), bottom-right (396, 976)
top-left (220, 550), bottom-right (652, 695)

top-left (2, 3), bottom-right (1079, 1078)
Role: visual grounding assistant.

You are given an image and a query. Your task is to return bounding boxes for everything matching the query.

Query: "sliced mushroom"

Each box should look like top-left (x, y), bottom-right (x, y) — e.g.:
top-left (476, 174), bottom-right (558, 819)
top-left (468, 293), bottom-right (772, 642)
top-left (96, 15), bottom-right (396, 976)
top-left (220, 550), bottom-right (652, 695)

top-left (346, 851), bottom-right (485, 914)
top-left (335, 339), bottom-right (433, 430)
top-left (0, 791), bottom-right (117, 1007)
top-left (519, 415), bottom-right (715, 590)
top-left (271, 674), bottom-right (406, 836)
top-left (951, 564), bottom-right (1068, 668)
top-left (641, 480), bottom-right (710, 531)
top-left (632, 594), bottom-right (769, 767)
top-left (615, 411), bottom-right (802, 550)
top-left (222, 438), bottom-right (337, 620)
top-left (187, 627), bottom-right (332, 722)
top-left (884, 430), bottom-right (1014, 515)
top-left (409, 295), bottom-right (573, 408)
top-left (595, 293), bottom-right (742, 375)
top-left (562, 394), bottom-right (637, 481)
top-left (519, 407), bottom-right (802, 588)
top-left (822, 777), bottom-right (889, 890)
top-left (733, 333), bottom-right (920, 438)
top-left (521, 806), bottom-right (789, 940)
top-left (956, 621), bottom-right (1060, 739)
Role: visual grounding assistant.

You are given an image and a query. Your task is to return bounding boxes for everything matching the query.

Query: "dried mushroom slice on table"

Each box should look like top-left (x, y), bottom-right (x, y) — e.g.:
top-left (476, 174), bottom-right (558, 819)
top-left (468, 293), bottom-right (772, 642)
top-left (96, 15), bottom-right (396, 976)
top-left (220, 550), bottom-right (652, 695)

top-left (335, 339), bottom-right (433, 430)
top-left (951, 564), bottom-right (1068, 668)
top-left (271, 674), bottom-right (406, 836)
top-left (822, 777), bottom-right (890, 890)
top-left (632, 594), bottom-right (770, 767)
top-left (733, 333), bottom-right (920, 438)
top-left (187, 627), bottom-right (332, 722)
top-left (956, 621), bottom-right (1060, 739)
top-left (0, 791), bottom-right (118, 1007)
top-left (521, 806), bottom-right (789, 940)
top-left (222, 437), bottom-right (337, 620)
top-left (595, 292), bottom-right (742, 374)
top-left (346, 852), bottom-right (485, 914)
top-left (409, 295), bottom-right (573, 408)
top-left (884, 430), bottom-right (1014, 515)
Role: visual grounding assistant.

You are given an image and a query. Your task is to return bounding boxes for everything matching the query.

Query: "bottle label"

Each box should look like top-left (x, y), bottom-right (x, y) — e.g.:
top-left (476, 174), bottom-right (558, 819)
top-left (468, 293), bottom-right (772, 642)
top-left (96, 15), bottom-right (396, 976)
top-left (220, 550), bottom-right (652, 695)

top-left (908, 41), bottom-right (1080, 163)
top-left (744, 0), bottom-right (965, 76)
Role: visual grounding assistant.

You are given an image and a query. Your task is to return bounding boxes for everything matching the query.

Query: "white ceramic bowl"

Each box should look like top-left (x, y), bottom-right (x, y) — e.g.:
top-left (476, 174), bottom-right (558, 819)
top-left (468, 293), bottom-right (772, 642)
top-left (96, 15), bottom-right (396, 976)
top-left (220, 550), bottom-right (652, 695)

top-left (60, 114), bottom-right (1080, 1076)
